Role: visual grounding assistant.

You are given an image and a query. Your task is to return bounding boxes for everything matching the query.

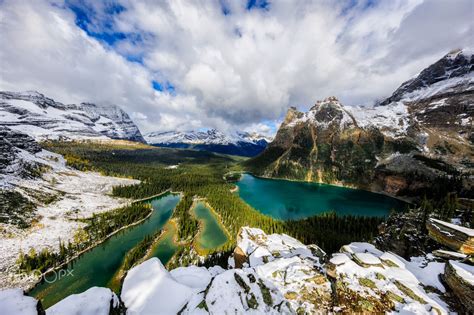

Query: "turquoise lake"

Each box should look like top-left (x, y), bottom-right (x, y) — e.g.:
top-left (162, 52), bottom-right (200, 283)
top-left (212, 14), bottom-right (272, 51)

top-left (236, 174), bottom-right (407, 220)
top-left (193, 202), bottom-right (228, 250)
top-left (29, 193), bottom-right (181, 309)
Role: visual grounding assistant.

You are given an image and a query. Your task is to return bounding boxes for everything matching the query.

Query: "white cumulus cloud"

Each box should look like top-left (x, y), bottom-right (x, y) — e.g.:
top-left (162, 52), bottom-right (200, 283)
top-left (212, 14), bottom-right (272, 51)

top-left (0, 0), bottom-right (472, 137)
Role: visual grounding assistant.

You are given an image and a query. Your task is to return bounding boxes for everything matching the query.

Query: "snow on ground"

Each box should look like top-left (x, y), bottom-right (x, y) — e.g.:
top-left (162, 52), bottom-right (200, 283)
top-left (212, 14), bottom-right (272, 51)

top-left (0, 149), bottom-right (139, 290)
top-left (3, 226), bottom-right (465, 313)
top-left (46, 287), bottom-right (119, 315)
top-left (0, 289), bottom-right (38, 315)
top-left (405, 255), bottom-right (446, 293)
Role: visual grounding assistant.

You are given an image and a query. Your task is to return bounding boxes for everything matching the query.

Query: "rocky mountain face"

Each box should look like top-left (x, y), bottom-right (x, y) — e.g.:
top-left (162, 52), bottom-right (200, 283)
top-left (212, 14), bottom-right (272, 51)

top-left (4, 225), bottom-right (473, 314)
top-left (0, 91), bottom-right (145, 143)
top-left (145, 129), bottom-right (271, 157)
top-left (247, 49), bottom-right (473, 198)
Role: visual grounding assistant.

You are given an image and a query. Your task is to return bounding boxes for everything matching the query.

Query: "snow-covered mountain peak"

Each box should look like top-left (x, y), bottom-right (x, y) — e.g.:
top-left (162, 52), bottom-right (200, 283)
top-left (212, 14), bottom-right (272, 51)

top-left (0, 91), bottom-right (145, 142)
top-left (380, 48), bottom-right (473, 106)
top-left (283, 96), bottom-right (356, 130)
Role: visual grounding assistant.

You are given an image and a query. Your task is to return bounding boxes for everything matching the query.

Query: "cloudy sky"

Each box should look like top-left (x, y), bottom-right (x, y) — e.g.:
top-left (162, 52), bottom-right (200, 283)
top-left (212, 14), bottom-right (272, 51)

top-left (0, 0), bottom-right (472, 136)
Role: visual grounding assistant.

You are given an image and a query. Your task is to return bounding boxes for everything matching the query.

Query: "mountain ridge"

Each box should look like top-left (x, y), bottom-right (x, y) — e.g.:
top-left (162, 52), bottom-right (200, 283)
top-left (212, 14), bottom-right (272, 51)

top-left (247, 49), bottom-right (473, 198)
top-left (0, 90), bottom-right (145, 143)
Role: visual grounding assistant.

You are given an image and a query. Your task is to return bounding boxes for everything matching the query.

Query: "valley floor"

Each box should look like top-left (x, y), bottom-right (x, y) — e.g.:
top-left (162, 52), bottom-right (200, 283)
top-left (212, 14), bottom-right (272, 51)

top-left (0, 151), bottom-right (138, 290)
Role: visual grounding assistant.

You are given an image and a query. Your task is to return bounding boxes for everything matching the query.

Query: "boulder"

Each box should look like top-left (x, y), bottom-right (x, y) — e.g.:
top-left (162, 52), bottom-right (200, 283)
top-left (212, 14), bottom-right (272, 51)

top-left (443, 260), bottom-right (474, 313)
top-left (427, 218), bottom-right (474, 254)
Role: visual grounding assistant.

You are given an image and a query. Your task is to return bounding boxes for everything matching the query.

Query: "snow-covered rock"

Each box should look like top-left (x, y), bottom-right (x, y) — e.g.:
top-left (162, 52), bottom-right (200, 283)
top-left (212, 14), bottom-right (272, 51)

top-left (46, 287), bottom-right (120, 315)
top-left (427, 218), bottom-right (474, 254)
top-left (444, 260), bottom-right (474, 313)
top-left (0, 289), bottom-right (41, 315)
top-left (121, 258), bottom-right (195, 315)
top-left (327, 242), bottom-right (450, 314)
top-left (121, 227), bottom-right (332, 314)
top-left (0, 91), bottom-right (145, 143)
top-left (6, 226), bottom-right (471, 313)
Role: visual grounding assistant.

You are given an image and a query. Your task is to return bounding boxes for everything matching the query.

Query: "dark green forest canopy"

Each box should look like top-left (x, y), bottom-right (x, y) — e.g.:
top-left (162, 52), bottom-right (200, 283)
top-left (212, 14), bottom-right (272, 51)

top-left (43, 141), bottom-right (383, 254)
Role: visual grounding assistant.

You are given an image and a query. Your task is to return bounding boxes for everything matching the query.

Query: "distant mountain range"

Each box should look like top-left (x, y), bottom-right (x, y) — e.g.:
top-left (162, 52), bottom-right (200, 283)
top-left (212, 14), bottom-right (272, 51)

top-left (0, 91), bottom-right (270, 157)
top-left (247, 49), bottom-right (473, 198)
top-left (0, 91), bottom-right (145, 143)
top-left (145, 129), bottom-right (272, 157)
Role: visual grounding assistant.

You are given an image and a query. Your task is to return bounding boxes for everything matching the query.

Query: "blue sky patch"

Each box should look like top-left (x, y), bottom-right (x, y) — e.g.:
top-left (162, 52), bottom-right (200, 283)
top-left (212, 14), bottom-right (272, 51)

top-left (152, 81), bottom-right (176, 94)
top-left (246, 0), bottom-right (270, 11)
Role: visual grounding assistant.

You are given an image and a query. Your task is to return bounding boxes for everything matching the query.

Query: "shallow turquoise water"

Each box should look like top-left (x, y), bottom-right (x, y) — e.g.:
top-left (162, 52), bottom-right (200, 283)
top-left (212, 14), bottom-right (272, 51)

top-left (149, 222), bottom-right (178, 264)
top-left (236, 174), bottom-right (407, 220)
top-left (193, 202), bottom-right (228, 249)
top-left (29, 193), bottom-right (181, 308)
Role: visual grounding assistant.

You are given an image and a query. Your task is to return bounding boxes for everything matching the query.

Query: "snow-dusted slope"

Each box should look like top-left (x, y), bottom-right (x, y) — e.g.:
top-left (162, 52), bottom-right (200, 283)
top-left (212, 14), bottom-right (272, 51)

top-left (119, 227), bottom-right (459, 313)
top-left (0, 91), bottom-right (145, 142)
top-left (145, 129), bottom-right (271, 157)
top-left (350, 48), bottom-right (473, 138)
top-left (0, 127), bottom-right (139, 290)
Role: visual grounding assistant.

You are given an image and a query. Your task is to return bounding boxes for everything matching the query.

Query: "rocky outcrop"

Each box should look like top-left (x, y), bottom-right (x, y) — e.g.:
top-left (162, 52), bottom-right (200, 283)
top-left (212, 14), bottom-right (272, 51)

top-left (427, 218), bottom-right (474, 254)
top-left (1, 226), bottom-right (466, 313)
top-left (247, 49), bottom-right (473, 199)
top-left (0, 91), bottom-right (145, 143)
top-left (121, 227), bottom-right (332, 314)
top-left (443, 260), bottom-right (474, 314)
top-left (375, 208), bottom-right (439, 259)
top-left (328, 243), bottom-right (449, 314)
